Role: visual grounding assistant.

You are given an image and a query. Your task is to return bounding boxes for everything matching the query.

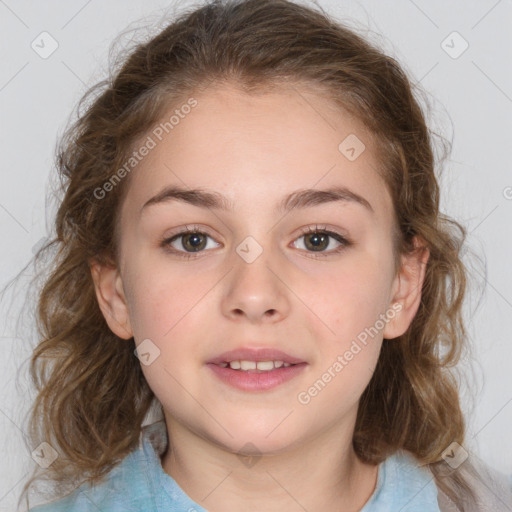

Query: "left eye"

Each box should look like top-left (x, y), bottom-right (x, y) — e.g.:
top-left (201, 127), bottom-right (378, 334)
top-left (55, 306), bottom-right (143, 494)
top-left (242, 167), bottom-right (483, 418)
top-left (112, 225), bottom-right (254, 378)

top-left (292, 228), bottom-right (349, 254)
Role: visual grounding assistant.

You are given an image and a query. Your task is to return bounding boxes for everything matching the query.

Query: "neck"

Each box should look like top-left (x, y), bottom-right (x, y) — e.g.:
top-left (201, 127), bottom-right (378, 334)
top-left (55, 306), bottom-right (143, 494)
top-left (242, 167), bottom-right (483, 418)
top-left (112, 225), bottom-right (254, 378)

top-left (160, 414), bottom-right (379, 512)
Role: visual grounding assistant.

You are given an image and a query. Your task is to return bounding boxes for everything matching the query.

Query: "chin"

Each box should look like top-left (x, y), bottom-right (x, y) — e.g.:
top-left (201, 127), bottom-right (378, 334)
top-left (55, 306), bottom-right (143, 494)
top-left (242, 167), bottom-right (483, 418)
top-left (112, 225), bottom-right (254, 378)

top-left (209, 423), bottom-right (305, 456)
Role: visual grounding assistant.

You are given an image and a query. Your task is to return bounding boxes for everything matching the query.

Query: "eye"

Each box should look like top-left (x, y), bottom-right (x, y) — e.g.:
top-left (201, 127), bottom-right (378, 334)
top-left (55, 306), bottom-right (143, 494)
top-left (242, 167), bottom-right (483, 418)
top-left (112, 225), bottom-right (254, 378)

top-left (161, 225), bottom-right (220, 257)
top-left (160, 224), bottom-right (352, 260)
top-left (292, 225), bottom-right (351, 257)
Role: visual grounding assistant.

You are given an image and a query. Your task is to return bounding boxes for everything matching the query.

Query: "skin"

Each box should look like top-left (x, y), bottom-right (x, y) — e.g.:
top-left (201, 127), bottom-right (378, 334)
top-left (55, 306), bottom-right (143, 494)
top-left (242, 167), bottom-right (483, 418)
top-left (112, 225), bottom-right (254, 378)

top-left (91, 82), bottom-right (429, 512)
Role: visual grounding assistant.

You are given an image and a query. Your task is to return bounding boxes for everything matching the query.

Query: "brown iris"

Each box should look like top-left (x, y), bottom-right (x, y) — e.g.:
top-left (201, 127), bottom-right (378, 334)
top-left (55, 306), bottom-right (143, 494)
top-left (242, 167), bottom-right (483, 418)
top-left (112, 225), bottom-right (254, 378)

top-left (304, 232), bottom-right (329, 251)
top-left (181, 233), bottom-right (208, 252)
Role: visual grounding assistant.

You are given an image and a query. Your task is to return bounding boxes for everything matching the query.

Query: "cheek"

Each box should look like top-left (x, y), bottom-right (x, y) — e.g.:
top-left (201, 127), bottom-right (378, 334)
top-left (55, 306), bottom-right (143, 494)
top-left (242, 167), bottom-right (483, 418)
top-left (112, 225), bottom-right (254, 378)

top-left (128, 277), bottom-right (199, 340)
top-left (302, 253), bottom-right (393, 340)
top-left (123, 260), bottom-right (221, 370)
top-left (126, 271), bottom-right (208, 394)
top-left (296, 263), bottom-right (388, 410)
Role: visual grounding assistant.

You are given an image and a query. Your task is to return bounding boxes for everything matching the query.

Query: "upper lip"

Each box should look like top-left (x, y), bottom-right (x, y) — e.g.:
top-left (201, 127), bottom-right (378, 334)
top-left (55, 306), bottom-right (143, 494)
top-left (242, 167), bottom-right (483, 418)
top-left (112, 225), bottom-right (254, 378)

top-left (207, 348), bottom-right (306, 365)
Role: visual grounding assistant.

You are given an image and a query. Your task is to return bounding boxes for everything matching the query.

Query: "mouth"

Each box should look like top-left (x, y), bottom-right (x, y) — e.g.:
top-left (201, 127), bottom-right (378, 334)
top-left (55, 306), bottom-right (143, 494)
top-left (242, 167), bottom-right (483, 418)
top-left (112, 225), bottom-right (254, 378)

top-left (215, 360), bottom-right (298, 372)
top-left (207, 347), bottom-right (306, 367)
top-left (206, 347), bottom-right (308, 391)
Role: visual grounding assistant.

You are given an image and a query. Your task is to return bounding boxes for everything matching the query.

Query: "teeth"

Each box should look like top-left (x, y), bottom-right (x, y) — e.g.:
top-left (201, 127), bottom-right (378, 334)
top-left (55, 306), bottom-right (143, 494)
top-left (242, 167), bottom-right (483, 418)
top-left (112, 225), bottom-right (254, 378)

top-left (255, 361), bottom-right (274, 371)
top-left (220, 360), bottom-right (295, 371)
top-left (240, 360), bottom-right (257, 370)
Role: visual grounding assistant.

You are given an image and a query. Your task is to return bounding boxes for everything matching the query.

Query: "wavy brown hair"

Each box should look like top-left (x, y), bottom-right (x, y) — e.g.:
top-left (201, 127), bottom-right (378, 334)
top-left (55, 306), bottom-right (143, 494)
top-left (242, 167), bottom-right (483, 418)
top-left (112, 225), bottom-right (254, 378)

top-left (20, 0), bottom-right (481, 509)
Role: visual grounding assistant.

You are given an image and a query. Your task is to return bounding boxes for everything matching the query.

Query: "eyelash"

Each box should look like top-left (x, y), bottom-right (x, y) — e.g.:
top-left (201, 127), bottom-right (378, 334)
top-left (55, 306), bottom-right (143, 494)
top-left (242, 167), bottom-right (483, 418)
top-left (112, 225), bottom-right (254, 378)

top-left (160, 224), bottom-right (352, 260)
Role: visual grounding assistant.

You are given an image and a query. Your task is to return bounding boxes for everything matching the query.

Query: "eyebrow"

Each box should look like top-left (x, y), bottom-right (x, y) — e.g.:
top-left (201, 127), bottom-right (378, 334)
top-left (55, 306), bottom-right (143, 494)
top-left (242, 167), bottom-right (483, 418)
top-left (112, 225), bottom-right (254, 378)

top-left (140, 185), bottom-right (374, 215)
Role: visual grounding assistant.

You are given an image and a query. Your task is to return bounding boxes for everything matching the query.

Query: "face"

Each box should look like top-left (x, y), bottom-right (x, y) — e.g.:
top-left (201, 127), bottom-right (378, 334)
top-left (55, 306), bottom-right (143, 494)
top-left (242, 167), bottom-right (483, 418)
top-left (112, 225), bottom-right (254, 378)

top-left (93, 83), bottom-right (425, 456)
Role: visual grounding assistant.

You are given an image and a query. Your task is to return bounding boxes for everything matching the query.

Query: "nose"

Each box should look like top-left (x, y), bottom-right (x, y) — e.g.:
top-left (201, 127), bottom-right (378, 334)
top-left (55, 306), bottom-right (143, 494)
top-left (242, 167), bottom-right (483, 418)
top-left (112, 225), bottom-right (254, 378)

top-left (221, 247), bottom-right (291, 324)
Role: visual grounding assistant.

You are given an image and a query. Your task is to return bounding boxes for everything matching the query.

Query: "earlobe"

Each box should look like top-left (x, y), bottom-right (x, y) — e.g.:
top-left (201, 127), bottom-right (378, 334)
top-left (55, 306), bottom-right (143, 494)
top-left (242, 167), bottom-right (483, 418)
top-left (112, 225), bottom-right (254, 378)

top-left (90, 261), bottom-right (133, 340)
top-left (383, 237), bottom-right (430, 340)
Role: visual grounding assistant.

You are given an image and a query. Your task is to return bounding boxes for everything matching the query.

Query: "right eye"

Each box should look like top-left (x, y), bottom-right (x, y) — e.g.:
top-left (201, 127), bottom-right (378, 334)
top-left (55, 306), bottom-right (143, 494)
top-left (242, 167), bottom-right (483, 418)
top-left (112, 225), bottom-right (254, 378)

top-left (161, 225), bottom-right (221, 257)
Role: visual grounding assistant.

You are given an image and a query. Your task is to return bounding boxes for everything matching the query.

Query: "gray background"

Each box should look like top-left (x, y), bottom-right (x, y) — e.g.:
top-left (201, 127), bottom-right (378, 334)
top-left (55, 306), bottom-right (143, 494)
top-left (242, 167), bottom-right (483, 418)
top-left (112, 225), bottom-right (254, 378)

top-left (0, 0), bottom-right (511, 509)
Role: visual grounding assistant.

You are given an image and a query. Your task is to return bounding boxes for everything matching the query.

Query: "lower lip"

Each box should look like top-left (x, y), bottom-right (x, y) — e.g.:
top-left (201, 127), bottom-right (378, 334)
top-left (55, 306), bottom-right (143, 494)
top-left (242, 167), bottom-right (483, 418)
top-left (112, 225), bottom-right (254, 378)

top-left (206, 363), bottom-right (307, 391)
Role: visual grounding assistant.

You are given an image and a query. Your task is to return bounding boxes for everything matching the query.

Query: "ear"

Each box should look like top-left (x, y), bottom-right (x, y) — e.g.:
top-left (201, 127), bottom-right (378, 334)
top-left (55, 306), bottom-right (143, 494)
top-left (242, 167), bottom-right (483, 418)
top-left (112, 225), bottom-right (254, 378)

top-left (383, 236), bottom-right (430, 340)
top-left (90, 261), bottom-right (133, 340)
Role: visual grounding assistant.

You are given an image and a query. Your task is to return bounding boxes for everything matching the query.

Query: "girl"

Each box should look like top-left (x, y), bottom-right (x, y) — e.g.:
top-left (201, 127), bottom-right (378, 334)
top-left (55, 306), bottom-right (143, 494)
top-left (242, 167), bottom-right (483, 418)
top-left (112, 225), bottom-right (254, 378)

top-left (20, 0), bottom-right (512, 510)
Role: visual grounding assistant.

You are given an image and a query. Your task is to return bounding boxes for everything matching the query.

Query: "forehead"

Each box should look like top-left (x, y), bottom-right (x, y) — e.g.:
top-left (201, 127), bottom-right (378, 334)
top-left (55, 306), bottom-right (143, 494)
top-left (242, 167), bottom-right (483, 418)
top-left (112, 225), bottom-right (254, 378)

top-left (122, 83), bottom-right (393, 222)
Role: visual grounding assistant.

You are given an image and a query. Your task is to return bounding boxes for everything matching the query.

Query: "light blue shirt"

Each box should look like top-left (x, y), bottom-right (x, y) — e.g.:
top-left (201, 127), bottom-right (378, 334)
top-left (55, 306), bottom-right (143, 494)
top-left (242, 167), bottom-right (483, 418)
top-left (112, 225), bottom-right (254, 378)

top-left (29, 419), bottom-right (443, 511)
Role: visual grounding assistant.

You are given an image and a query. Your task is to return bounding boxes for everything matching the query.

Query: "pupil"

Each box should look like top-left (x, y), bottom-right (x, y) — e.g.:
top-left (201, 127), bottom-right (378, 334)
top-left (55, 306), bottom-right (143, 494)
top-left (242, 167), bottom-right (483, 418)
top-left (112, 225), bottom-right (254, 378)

top-left (306, 233), bottom-right (328, 251)
top-left (184, 233), bottom-right (206, 252)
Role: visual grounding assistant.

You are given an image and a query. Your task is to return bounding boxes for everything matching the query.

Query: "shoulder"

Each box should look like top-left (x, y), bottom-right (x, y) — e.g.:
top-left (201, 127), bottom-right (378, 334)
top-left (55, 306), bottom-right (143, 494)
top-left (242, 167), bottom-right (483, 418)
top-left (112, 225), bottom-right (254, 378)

top-left (28, 493), bottom-right (79, 512)
top-left (386, 449), bottom-right (512, 512)
top-left (28, 421), bottom-right (169, 512)
top-left (362, 450), bottom-right (441, 511)
top-left (436, 453), bottom-right (512, 512)
top-left (27, 459), bottom-right (150, 512)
